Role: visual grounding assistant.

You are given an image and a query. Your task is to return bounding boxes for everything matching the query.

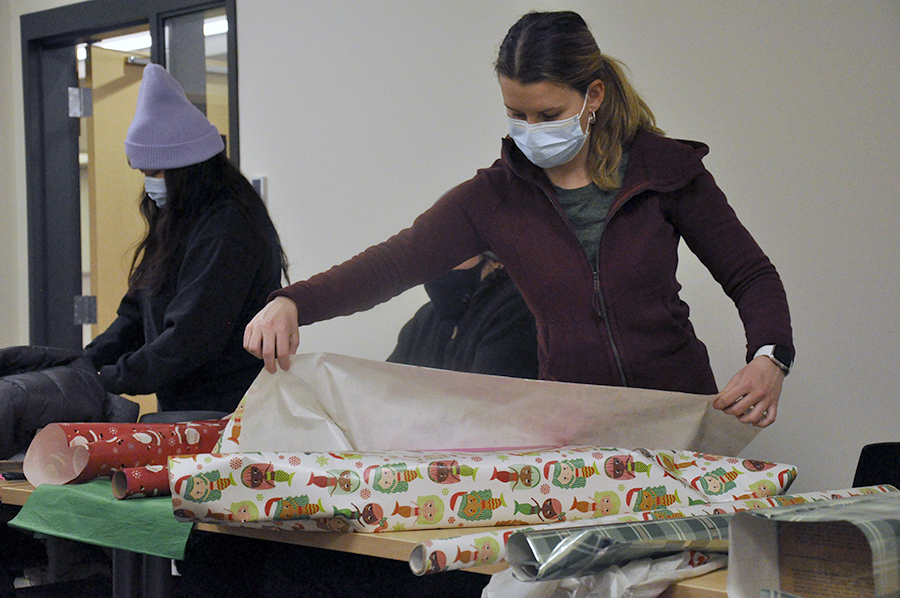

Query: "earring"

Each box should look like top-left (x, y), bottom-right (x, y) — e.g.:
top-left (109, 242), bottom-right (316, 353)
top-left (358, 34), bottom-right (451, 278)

top-left (589, 112), bottom-right (596, 124)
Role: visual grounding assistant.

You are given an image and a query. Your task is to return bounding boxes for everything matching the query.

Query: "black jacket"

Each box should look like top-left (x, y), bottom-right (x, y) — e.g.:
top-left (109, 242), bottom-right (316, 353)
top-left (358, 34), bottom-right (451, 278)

top-left (84, 198), bottom-right (282, 412)
top-left (387, 269), bottom-right (538, 379)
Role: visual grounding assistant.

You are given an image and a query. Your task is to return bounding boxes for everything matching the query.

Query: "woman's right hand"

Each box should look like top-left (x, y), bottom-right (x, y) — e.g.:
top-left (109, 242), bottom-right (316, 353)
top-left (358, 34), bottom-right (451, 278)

top-left (243, 296), bottom-right (300, 373)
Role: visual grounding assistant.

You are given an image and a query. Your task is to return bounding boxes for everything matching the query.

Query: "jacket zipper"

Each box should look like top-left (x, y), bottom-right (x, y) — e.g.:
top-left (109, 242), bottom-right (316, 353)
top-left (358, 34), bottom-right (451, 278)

top-left (592, 269), bottom-right (627, 386)
top-left (533, 180), bottom-right (635, 387)
top-left (508, 150), bottom-right (650, 388)
top-left (590, 182), bottom-right (649, 387)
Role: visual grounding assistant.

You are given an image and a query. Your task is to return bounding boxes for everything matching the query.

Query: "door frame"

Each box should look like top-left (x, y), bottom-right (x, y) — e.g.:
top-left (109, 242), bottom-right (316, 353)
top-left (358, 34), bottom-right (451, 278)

top-left (20, 0), bottom-right (238, 351)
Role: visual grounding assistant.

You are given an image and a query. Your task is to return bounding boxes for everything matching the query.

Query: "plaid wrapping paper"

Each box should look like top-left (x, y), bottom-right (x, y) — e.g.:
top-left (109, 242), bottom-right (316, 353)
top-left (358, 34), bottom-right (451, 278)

top-left (733, 491), bottom-right (900, 598)
top-left (505, 512), bottom-right (731, 581)
top-left (409, 485), bottom-right (898, 576)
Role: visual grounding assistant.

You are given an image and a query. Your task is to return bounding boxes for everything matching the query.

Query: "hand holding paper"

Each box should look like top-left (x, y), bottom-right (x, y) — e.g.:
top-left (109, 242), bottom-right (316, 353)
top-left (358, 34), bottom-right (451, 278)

top-left (714, 356), bottom-right (784, 428)
top-left (243, 296), bottom-right (300, 373)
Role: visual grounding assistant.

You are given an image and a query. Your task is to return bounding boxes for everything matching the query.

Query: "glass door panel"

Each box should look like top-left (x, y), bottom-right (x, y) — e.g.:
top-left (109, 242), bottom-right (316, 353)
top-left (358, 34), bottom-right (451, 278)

top-left (165, 8), bottom-right (229, 152)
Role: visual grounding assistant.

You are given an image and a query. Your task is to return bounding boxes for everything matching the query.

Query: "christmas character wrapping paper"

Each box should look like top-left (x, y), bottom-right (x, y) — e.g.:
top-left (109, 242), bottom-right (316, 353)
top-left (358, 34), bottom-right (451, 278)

top-left (168, 447), bottom-right (797, 537)
top-left (214, 400), bottom-right (243, 453)
top-left (111, 465), bottom-right (172, 499)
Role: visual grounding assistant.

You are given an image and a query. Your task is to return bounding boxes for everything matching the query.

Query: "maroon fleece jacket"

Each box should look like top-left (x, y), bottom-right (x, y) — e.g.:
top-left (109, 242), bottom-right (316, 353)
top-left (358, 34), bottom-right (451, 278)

top-left (272, 129), bottom-right (793, 394)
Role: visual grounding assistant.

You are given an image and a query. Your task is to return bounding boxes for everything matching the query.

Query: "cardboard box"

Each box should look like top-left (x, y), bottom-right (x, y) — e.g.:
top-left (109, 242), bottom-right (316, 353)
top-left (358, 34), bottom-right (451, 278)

top-left (778, 521), bottom-right (874, 598)
top-left (727, 492), bottom-right (900, 598)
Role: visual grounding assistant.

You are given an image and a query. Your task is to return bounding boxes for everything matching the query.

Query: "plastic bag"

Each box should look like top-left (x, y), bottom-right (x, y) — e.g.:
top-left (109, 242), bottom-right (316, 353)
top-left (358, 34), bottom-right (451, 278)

top-left (482, 551), bottom-right (725, 598)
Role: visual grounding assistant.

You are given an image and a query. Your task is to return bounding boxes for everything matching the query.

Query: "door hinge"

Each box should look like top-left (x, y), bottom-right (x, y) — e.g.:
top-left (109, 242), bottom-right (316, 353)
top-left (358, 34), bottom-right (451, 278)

top-left (68, 87), bottom-right (93, 118)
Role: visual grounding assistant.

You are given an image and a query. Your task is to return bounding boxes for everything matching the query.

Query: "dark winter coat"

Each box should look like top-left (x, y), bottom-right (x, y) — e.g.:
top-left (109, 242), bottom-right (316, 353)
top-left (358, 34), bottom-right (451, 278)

top-left (0, 345), bottom-right (139, 459)
top-left (387, 269), bottom-right (538, 379)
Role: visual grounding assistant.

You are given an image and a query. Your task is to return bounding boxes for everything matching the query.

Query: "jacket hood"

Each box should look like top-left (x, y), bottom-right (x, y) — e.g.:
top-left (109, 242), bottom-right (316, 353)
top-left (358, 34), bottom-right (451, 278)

top-left (500, 128), bottom-right (710, 195)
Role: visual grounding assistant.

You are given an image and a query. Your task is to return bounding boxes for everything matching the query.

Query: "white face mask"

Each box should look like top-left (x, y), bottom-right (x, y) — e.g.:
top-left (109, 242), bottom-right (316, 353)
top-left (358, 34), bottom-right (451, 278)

top-left (144, 175), bottom-right (167, 208)
top-left (507, 94), bottom-right (591, 169)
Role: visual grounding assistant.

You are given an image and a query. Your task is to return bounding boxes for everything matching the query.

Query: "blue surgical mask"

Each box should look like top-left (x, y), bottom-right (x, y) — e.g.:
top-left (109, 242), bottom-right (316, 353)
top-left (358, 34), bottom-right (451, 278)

top-left (507, 94), bottom-right (591, 169)
top-left (144, 175), bottom-right (167, 208)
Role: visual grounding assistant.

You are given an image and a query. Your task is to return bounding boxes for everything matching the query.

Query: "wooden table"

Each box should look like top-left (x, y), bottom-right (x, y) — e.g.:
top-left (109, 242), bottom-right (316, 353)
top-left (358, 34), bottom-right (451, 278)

top-left (0, 478), bottom-right (32, 506)
top-left (1, 479), bottom-right (727, 595)
top-left (195, 519), bottom-right (511, 575)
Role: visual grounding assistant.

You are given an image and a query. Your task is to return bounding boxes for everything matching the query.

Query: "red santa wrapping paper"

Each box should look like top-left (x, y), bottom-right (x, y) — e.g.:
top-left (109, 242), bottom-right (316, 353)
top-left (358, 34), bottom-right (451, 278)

top-left (24, 420), bottom-right (227, 495)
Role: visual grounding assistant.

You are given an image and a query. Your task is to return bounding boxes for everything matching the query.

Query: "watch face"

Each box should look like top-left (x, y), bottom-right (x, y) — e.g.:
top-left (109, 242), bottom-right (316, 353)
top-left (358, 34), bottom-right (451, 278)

top-left (773, 345), bottom-right (793, 369)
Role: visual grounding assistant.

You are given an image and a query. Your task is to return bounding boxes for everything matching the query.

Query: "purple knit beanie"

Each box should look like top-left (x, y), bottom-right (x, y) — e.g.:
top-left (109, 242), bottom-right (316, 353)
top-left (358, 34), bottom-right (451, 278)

top-left (124, 64), bottom-right (225, 170)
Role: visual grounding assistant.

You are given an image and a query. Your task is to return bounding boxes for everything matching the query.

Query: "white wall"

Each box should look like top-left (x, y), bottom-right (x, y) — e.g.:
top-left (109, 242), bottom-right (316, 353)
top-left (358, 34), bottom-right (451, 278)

top-left (3, 0), bottom-right (898, 493)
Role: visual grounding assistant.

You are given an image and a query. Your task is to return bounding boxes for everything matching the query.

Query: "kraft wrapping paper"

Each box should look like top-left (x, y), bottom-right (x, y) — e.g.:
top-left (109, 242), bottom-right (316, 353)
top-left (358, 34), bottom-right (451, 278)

top-left (168, 447), bottom-right (797, 539)
top-left (24, 420), bottom-right (227, 491)
top-left (415, 485), bottom-right (897, 577)
top-left (216, 353), bottom-right (760, 456)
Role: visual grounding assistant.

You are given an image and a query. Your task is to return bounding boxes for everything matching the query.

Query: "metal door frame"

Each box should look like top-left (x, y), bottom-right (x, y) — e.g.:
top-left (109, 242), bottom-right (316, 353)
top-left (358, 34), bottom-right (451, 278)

top-left (20, 0), bottom-right (237, 350)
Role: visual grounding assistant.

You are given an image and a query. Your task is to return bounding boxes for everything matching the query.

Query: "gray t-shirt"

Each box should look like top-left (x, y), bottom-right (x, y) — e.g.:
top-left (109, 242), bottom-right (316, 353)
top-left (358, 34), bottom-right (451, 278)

top-left (552, 154), bottom-right (629, 270)
top-left (553, 183), bottom-right (614, 270)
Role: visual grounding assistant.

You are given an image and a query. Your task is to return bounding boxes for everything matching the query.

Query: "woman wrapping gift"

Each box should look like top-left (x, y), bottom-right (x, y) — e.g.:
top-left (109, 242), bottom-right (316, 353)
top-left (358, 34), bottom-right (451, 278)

top-left (85, 64), bottom-right (287, 414)
top-left (244, 11), bottom-right (793, 428)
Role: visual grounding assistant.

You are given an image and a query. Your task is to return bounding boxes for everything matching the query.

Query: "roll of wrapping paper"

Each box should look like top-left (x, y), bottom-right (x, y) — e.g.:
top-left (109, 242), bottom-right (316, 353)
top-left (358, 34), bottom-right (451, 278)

top-left (407, 484), bottom-right (899, 575)
top-left (168, 447), bottom-right (798, 534)
top-left (24, 420), bottom-right (228, 487)
top-left (112, 465), bottom-right (172, 499)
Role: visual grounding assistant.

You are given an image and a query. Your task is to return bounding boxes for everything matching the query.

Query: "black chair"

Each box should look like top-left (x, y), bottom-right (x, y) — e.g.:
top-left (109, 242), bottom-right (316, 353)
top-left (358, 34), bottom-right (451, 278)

top-left (852, 442), bottom-right (900, 487)
top-left (138, 410), bottom-right (228, 424)
top-left (115, 409), bottom-right (228, 597)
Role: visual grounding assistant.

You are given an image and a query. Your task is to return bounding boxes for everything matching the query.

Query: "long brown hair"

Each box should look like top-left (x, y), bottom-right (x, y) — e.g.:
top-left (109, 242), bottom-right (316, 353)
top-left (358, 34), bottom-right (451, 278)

top-left (495, 11), bottom-right (663, 190)
top-left (128, 152), bottom-right (288, 293)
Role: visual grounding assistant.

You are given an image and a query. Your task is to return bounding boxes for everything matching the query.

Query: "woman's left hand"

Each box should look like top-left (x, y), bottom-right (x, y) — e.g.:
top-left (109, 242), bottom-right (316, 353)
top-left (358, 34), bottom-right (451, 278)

top-left (713, 356), bottom-right (785, 427)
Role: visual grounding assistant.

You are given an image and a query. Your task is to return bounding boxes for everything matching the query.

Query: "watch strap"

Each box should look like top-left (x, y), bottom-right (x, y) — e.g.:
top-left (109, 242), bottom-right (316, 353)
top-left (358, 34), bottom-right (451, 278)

top-left (754, 344), bottom-right (793, 376)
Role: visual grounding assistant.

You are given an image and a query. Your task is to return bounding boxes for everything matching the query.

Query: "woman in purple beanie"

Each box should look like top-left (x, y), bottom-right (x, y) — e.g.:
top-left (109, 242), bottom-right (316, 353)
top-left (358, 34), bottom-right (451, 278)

top-left (83, 64), bottom-right (287, 414)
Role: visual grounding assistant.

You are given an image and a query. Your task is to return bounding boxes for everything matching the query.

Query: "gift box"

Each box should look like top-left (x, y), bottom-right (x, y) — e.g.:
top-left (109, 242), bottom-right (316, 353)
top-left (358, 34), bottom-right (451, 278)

top-left (727, 490), bottom-right (900, 598)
